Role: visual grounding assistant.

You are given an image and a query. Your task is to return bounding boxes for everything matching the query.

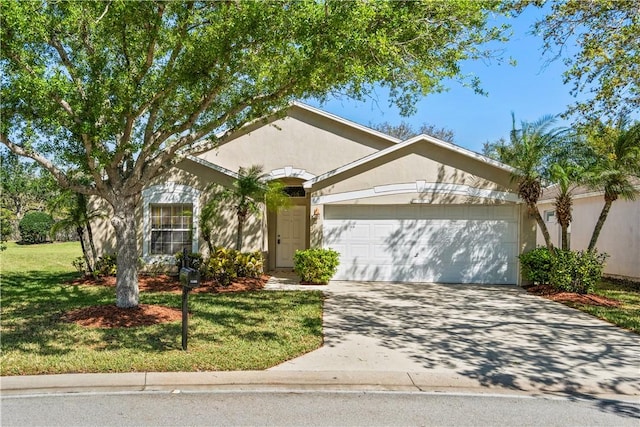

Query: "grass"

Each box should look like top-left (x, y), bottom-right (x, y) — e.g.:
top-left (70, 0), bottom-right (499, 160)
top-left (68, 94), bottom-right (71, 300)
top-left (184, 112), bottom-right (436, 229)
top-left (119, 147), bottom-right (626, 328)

top-left (0, 241), bottom-right (323, 375)
top-left (560, 278), bottom-right (640, 334)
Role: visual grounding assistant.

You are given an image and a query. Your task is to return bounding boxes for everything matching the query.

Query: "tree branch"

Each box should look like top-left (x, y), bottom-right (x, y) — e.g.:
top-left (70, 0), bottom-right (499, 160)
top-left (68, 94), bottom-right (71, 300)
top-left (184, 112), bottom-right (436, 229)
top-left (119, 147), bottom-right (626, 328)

top-left (0, 134), bottom-right (97, 196)
top-left (49, 35), bottom-right (87, 99)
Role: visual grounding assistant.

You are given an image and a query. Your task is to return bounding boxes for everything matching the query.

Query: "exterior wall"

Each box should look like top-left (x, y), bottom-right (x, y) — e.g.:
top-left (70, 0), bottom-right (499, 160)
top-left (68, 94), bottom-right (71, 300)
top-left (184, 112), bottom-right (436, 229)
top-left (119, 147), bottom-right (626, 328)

top-left (88, 105), bottom-right (533, 281)
top-left (199, 105), bottom-right (394, 178)
top-left (537, 196), bottom-right (640, 279)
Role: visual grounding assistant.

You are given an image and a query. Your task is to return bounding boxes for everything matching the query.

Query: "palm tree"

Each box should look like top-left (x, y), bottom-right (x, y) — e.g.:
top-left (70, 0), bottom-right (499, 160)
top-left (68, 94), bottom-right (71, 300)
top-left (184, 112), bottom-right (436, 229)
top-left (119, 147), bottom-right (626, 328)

top-left (549, 162), bottom-right (580, 250)
top-left (50, 192), bottom-right (105, 273)
top-left (204, 165), bottom-right (290, 251)
top-left (199, 195), bottom-right (220, 255)
top-left (495, 114), bottom-right (569, 251)
top-left (584, 119), bottom-right (640, 252)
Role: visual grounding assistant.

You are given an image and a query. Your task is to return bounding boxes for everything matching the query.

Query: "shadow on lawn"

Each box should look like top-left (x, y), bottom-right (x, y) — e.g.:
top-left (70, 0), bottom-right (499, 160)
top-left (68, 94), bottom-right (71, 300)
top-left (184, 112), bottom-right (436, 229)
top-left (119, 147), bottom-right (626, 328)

top-left (2, 271), bottom-right (322, 356)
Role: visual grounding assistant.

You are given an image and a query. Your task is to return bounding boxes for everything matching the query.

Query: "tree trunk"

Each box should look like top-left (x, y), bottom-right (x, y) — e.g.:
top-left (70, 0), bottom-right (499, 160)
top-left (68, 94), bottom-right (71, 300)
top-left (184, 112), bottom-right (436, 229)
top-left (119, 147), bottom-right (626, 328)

top-left (86, 222), bottom-right (98, 270)
top-left (588, 199), bottom-right (613, 252)
top-left (236, 211), bottom-right (245, 251)
top-left (204, 235), bottom-right (214, 256)
top-left (76, 226), bottom-right (94, 273)
top-left (110, 195), bottom-right (140, 308)
top-left (560, 225), bottom-right (569, 251)
top-left (529, 203), bottom-right (554, 252)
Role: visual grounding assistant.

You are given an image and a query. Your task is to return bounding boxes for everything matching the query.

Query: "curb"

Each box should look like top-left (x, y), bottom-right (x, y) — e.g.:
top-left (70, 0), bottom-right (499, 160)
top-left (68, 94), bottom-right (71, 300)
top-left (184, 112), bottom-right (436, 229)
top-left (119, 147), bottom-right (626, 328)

top-left (2, 371), bottom-right (637, 400)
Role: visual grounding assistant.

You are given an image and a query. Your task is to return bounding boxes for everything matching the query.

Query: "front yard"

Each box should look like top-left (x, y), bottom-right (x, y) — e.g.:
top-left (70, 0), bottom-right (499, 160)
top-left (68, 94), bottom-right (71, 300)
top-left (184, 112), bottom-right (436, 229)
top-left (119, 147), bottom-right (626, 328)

top-left (562, 278), bottom-right (640, 333)
top-left (0, 242), bottom-right (323, 376)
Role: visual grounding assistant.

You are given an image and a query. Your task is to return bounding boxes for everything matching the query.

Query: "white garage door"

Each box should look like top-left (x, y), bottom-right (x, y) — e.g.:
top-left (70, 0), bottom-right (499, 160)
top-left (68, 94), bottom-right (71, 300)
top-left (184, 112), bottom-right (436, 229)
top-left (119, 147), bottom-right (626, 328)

top-left (323, 205), bottom-right (519, 284)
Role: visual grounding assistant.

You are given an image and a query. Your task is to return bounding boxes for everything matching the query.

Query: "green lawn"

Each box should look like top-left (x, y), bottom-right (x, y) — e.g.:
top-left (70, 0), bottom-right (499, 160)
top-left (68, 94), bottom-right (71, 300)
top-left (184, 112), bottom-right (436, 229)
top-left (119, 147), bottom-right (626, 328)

top-left (0, 242), bottom-right (323, 375)
top-left (562, 278), bottom-right (640, 334)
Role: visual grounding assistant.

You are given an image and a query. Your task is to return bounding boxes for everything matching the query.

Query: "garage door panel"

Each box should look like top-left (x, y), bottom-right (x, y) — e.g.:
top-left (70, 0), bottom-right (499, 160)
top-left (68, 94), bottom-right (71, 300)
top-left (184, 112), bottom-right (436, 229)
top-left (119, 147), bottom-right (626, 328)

top-left (324, 204), bottom-right (519, 284)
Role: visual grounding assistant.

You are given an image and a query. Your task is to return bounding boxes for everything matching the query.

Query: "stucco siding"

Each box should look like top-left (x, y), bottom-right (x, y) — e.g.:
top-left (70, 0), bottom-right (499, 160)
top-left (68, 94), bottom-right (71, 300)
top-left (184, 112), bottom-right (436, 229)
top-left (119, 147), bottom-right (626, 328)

top-left (537, 196), bottom-right (640, 279)
top-left (199, 110), bottom-right (393, 178)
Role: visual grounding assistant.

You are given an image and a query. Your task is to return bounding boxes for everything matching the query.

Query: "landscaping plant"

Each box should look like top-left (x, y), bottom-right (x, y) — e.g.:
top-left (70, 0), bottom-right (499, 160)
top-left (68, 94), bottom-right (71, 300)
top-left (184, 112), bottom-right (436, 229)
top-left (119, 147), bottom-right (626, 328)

top-left (203, 247), bottom-right (264, 286)
top-left (549, 250), bottom-right (608, 294)
top-left (294, 248), bottom-right (340, 285)
top-left (519, 247), bottom-right (553, 284)
top-left (18, 211), bottom-right (54, 244)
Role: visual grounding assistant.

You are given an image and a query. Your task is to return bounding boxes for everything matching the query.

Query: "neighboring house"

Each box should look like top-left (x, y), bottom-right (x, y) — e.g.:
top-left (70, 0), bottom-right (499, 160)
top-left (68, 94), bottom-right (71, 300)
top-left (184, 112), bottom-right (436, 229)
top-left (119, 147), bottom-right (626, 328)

top-left (92, 102), bottom-right (536, 285)
top-left (537, 185), bottom-right (640, 280)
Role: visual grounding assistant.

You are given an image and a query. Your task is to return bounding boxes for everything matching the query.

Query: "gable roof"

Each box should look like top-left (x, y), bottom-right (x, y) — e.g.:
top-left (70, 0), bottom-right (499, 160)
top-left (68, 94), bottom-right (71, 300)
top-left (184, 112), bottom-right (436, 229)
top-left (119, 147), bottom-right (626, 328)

top-left (213, 101), bottom-right (402, 149)
top-left (303, 133), bottom-right (516, 191)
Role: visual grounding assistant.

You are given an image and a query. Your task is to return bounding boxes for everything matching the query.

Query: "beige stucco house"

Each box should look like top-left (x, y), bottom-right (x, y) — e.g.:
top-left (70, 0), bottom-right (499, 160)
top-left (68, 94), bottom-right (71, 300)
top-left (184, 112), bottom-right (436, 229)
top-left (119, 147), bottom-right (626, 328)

top-left (537, 186), bottom-right (640, 281)
top-left (93, 102), bottom-right (536, 285)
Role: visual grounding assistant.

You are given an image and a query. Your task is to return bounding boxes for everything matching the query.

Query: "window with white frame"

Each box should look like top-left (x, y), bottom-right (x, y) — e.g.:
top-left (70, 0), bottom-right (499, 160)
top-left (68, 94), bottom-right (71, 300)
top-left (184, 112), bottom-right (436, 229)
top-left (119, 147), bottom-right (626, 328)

top-left (544, 210), bottom-right (556, 223)
top-left (149, 203), bottom-right (193, 255)
top-left (142, 183), bottom-right (200, 258)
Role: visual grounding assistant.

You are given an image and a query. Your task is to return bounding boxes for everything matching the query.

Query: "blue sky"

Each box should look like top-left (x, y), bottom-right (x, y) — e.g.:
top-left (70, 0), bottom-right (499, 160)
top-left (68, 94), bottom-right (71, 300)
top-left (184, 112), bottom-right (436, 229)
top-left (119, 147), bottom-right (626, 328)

top-left (306, 6), bottom-right (577, 154)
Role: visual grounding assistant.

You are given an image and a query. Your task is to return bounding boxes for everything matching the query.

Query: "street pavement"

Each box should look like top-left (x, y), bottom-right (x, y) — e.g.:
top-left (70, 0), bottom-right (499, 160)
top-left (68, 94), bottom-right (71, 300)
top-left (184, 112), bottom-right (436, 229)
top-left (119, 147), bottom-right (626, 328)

top-left (3, 390), bottom-right (639, 426)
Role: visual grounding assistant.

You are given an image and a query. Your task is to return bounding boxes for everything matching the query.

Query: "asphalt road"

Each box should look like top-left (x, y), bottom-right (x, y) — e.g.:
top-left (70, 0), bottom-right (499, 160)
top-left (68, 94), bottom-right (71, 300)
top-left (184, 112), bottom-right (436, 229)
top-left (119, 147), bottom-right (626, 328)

top-left (2, 390), bottom-right (638, 426)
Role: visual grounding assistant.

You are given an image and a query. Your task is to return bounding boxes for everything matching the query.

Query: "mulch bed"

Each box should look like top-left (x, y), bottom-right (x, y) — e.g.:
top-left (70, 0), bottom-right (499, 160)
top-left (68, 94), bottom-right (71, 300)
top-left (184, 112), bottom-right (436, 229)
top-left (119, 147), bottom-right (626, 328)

top-left (525, 284), bottom-right (621, 307)
top-left (67, 274), bottom-right (270, 294)
top-left (63, 274), bottom-right (270, 329)
top-left (61, 304), bottom-right (183, 328)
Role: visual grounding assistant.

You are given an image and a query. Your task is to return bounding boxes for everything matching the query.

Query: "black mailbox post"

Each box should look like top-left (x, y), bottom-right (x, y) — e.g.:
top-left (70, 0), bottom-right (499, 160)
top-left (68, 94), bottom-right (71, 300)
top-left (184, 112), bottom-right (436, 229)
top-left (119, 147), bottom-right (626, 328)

top-left (179, 250), bottom-right (200, 351)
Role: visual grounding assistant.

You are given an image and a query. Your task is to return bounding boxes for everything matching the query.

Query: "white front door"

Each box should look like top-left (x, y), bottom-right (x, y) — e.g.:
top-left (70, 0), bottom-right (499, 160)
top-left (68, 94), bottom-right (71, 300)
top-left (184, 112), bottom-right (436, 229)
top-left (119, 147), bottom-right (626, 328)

top-left (276, 205), bottom-right (306, 268)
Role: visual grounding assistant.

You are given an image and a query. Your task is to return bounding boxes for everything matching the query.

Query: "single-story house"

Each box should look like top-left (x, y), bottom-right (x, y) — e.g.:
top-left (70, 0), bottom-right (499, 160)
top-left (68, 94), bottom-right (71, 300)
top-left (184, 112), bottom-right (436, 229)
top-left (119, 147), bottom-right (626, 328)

top-left (92, 102), bottom-right (536, 285)
top-left (537, 185), bottom-right (640, 281)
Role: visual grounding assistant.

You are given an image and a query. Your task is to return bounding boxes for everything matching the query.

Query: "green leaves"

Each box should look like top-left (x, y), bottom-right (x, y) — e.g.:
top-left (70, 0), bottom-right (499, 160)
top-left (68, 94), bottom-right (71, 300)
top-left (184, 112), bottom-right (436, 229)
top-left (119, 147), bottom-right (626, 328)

top-left (2, 1), bottom-right (511, 201)
top-left (534, 0), bottom-right (639, 121)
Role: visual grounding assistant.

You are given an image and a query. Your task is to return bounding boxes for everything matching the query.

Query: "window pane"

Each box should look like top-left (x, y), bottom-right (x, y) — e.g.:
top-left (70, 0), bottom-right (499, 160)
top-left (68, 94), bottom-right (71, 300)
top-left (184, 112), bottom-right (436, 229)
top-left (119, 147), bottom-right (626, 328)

top-left (149, 203), bottom-right (193, 255)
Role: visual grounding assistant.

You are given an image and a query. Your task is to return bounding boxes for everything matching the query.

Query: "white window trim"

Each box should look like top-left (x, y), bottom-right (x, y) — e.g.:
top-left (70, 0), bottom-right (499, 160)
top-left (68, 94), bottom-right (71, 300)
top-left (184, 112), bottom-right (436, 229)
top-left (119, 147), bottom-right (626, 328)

top-left (142, 183), bottom-right (201, 261)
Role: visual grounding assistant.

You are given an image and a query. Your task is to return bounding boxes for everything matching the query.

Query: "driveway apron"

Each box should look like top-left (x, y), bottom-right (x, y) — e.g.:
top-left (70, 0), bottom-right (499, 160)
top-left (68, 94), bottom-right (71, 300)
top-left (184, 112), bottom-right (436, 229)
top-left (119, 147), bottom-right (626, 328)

top-left (270, 282), bottom-right (640, 396)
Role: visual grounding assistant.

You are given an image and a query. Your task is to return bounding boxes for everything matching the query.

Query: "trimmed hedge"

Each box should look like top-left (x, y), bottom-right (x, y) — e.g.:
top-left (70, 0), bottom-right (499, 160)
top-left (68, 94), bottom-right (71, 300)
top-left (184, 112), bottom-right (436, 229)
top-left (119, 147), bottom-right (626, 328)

top-left (519, 246), bottom-right (608, 294)
top-left (549, 250), bottom-right (608, 294)
top-left (18, 211), bottom-right (54, 244)
top-left (519, 247), bottom-right (553, 284)
top-left (293, 248), bottom-right (340, 285)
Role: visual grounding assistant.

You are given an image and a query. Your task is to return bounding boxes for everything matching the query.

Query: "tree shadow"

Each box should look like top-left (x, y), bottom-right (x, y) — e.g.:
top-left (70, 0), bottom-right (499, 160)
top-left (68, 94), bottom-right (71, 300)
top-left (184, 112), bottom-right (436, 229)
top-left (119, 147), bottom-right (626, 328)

top-left (320, 282), bottom-right (640, 419)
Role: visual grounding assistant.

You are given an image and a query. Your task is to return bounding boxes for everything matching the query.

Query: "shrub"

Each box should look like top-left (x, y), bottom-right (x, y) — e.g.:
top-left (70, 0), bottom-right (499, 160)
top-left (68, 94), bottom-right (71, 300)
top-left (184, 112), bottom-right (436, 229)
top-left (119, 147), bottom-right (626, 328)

top-left (72, 256), bottom-right (88, 275)
top-left (519, 247), bottom-right (553, 284)
top-left (0, 208), bottom-right (13, 251)
top-left (549, 250), bottom-right (608, 294)
top-left (203, 247), bottom-right (264, 286)
top-left (293, 248), bottom-right (340, 285)
top-left (234, 250), bottom-right (263, 278)
top-left (94, 253), bottom-right (117, 276)
top-left (174, 251), bottom-right (203, 270)
top-left (18, 211), bottom-right (54, 244)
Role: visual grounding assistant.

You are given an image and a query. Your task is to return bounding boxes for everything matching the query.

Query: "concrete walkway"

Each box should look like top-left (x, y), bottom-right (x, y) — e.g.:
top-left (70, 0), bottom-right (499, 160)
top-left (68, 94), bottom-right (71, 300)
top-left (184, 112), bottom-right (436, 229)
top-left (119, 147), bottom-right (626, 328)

top-left (2, 279), bottom-right (639, 398)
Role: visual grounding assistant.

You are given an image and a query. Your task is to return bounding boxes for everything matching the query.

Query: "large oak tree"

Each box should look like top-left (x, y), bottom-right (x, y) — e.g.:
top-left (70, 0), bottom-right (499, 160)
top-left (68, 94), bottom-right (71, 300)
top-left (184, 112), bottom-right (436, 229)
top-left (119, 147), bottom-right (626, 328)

top-left (1, 0), bottom-right (509, 308)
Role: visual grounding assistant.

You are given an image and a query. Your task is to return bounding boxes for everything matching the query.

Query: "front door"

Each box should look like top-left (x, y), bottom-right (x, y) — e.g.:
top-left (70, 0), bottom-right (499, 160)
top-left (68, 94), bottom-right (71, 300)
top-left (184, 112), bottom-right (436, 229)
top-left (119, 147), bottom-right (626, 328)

top-left (276, 205), bottom-right (306, 268)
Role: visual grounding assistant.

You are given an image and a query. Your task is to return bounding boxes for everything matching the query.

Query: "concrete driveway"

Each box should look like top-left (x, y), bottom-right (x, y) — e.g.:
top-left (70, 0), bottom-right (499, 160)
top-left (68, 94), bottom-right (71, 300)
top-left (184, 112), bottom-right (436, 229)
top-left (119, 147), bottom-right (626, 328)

top-left (270, 281), bottom-right (640, 396)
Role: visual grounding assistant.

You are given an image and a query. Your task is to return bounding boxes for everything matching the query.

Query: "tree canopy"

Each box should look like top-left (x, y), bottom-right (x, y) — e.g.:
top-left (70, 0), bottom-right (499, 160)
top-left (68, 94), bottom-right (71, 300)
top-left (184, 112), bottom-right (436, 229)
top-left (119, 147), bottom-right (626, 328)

top-left (532, 0), bottom-right (640, 121)
top-left (1, 0), bottom-right (510, 307)
top-left (370, 121), bottom-right (455, 143)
